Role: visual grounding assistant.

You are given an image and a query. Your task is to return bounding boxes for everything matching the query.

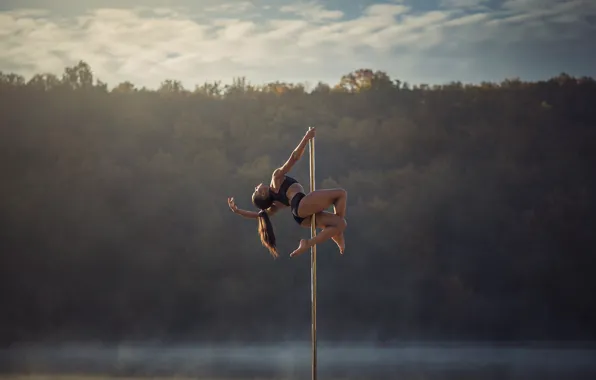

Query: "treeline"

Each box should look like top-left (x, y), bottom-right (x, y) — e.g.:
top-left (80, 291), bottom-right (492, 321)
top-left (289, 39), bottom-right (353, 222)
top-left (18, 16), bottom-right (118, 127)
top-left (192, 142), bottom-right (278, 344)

top-left (0, 61), bottom-right (595, 345)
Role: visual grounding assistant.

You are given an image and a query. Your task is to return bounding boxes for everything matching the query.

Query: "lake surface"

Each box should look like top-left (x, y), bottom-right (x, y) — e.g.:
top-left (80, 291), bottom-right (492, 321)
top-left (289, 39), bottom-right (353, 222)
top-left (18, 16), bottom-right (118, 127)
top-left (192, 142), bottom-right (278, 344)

top-left (2, 342), bottom-right (595, 379)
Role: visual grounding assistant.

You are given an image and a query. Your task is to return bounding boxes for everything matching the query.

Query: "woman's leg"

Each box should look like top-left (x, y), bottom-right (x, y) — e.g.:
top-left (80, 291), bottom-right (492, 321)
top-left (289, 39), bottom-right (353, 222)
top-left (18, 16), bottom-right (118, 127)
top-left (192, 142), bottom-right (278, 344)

top-left (328, 190), bottom-right (347, 250)
top-left (296, 189), bottom-right (348, 254)
top-left (334, 190), bottom-right (347, 218)
top-left (291, 212), bottom-right (347, 257)
top-left (296, 188), bottom-right (347, 219)
top-left (299, 211), bottom-right (345, 253)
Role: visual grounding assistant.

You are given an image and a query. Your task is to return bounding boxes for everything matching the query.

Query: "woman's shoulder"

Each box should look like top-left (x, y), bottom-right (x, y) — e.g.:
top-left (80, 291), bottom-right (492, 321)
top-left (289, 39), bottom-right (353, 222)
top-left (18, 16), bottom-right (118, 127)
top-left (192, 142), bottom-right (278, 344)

top-left (272, 168), bottom-right (285, 179)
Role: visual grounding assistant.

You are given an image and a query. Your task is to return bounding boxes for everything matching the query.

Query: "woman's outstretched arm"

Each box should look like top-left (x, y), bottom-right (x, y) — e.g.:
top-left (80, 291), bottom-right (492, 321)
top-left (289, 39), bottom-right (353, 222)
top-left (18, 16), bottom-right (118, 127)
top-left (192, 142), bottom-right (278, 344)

top-left (234, 208), bottom-right (259, 219)
top-left (228, 197), bottom-right (257, 219)
top-left (228, 197), bottom-right (278, 219)
top-left (277, 128), bottom-right (316, 176)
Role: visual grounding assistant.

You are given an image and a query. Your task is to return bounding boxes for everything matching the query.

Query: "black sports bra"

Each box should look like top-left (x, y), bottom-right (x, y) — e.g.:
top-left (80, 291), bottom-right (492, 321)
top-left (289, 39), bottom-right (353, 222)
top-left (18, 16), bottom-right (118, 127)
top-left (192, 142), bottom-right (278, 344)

top-left (269, 175), bottom-right (299, 206)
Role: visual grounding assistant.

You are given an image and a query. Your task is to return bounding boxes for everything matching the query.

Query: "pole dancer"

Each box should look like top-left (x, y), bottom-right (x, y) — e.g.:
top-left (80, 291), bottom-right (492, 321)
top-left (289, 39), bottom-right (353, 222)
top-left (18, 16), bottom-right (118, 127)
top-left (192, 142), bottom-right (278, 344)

top-left (227, 127), bottom-right (347, 258)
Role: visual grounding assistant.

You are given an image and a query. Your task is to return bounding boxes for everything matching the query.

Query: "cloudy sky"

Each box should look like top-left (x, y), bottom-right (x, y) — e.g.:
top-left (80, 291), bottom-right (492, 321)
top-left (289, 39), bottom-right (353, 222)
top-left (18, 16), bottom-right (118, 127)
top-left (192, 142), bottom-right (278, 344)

top-left (1, 0), bottom-right (595, 89)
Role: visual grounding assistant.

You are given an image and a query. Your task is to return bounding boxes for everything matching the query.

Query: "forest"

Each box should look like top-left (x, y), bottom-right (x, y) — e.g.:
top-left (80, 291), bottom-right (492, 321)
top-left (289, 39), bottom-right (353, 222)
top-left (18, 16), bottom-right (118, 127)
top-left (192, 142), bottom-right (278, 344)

top-left (1, 61), bottom-right (595, 346)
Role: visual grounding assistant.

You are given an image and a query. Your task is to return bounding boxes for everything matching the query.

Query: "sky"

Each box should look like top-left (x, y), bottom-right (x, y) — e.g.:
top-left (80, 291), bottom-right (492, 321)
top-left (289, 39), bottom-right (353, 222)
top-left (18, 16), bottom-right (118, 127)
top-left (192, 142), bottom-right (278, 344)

top-left (0, 0), bottom-right (595, 89)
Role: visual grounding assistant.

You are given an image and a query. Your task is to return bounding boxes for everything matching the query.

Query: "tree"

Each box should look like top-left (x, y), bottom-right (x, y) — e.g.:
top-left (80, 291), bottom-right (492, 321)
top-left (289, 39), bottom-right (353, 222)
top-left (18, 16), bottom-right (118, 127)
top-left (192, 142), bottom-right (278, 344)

top-left (158, 79), bottom-right (185, 93)
top-left (336, 69), bottom-right (396, 93)
top-left (27, 73), bottom-right (61, 91)
top-left (113, 81), bottom-right (136, 93)
top-left (62, 60), bottom-right (94, 89)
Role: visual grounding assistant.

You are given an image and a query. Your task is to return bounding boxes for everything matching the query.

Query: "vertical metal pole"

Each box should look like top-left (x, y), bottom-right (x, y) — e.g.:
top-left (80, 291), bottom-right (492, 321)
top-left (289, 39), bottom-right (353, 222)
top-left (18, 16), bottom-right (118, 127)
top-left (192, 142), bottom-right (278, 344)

top-left (308, 126), bottom-right (317, 380)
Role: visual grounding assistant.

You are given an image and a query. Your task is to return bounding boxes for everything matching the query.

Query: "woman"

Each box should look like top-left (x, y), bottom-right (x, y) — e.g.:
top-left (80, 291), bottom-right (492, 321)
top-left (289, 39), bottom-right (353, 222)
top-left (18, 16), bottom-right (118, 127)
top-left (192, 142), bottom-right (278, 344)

top-left (227, 128), bottom-right (347, 258)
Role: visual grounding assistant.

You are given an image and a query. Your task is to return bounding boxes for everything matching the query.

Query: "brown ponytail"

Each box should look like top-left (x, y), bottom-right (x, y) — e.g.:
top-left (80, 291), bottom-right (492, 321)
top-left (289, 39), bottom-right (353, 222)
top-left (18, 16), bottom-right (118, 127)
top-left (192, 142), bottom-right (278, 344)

top-left (257, 210), bottom-right (278, 258)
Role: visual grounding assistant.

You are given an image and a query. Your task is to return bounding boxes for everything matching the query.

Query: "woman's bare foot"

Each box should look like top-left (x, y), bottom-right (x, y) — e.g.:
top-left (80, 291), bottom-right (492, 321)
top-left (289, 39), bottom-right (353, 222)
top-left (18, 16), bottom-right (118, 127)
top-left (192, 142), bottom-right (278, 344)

top-left (290, 239), bottom-right (313, 258)
top-left (333, 233), bottom-right (345, 254)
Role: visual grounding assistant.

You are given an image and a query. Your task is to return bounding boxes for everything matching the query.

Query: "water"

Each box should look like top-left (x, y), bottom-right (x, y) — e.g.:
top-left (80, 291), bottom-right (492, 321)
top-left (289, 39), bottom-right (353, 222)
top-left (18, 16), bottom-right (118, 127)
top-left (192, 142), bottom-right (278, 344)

top-left (2, 342), bottom-right (595, 379)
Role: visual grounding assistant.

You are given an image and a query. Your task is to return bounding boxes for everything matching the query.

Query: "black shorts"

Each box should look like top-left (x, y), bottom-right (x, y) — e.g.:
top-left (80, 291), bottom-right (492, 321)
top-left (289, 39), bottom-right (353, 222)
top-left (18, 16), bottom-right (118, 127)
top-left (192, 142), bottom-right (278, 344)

top-left (290, 192), bottom-right (307, 225)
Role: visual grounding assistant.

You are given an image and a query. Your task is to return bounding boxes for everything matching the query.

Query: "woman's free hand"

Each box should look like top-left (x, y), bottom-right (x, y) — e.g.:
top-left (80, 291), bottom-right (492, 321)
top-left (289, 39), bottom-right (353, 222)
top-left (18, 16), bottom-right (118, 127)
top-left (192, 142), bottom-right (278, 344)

top-left (227, 197), bottom-right (238, 213)
top-left (305, 127), bottom-right (316, 140)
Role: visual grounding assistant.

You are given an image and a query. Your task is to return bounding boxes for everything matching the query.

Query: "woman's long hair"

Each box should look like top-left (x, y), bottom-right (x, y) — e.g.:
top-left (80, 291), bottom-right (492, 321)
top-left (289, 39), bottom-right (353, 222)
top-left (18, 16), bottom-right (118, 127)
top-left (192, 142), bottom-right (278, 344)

top-left (253, 193), bottom-right (278, 258)
top-left (257, 210), bottom-right (278, 258)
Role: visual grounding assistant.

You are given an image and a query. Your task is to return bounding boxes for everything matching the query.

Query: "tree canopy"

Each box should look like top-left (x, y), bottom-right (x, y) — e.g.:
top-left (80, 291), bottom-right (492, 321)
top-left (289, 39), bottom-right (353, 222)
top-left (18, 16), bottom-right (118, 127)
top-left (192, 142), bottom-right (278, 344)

top-left (1, 61), bottom-right (595, 345)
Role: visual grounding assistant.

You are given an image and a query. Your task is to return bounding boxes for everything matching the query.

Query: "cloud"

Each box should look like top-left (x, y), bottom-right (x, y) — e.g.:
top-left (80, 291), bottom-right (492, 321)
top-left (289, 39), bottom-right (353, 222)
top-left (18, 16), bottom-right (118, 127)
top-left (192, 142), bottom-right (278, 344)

top-left (442, 12), bottom-right (488, 26)
top-left (364, 4), bottom-right (410, 17)
top-left (279, 1), bottom-right (344, 22)
top-left (439, 0), bottom-right (489, 9)
top-left (487, 0), bottom-right (596, 41)
top-left (501, 0), bottom-right (549, 11)
top-left (0, 0), bottom-right (594, 88)
top-left (204, 1), bottom-right (255, 13)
